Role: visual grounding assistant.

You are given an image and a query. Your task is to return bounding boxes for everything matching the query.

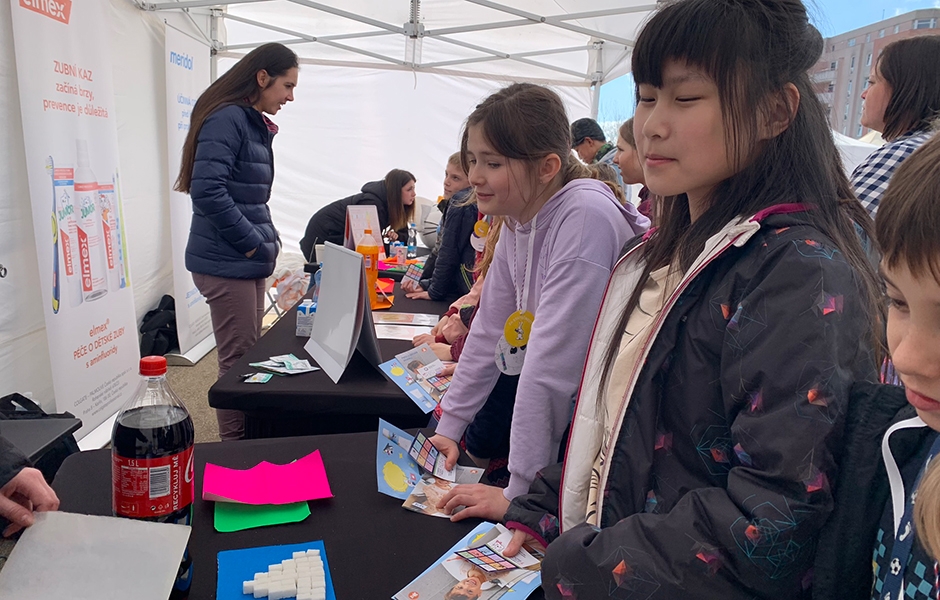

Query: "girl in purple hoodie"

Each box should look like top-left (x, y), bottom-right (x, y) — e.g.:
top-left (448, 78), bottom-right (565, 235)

top-left (429, 83), bottom-right (650, 522)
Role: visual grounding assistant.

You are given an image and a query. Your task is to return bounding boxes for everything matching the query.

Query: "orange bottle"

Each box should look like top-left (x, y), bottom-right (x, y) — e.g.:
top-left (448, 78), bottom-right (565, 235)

top-left (356, 228), bottom-right (380, 308)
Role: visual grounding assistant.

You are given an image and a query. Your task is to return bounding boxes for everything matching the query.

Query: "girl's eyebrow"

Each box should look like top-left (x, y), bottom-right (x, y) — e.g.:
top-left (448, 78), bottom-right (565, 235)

top-left (662, 72), bottom-right (708, 86)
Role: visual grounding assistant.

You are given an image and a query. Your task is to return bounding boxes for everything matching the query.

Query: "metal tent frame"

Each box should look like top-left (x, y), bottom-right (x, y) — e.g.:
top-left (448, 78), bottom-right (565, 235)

top-left (135, 0), bottom-right (655, 117)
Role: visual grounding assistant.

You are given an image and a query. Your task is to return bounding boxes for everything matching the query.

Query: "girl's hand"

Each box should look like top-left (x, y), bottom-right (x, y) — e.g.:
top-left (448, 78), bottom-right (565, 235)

top-left (413, 333), bottom-right (435, 347)
top-left (428, 434), bottom-right (460, 470)
top-left (406, 290), bottom-right (431, 300)
top-left (430, 342), bottom-right (452, 362)
top-left (437, 363), bottom-right (456, 377)
top-left (401, 279), bottom-right (420, 293)
top-left (503, 529), bottom-right (546, 558)
top-left (245, 247), bottom-right (258, 258)
top-left (440, 314), bottom-right (469, 343)
top-left (387, 230), bottom-right (399, 242)
top-left (437, 484), bottom-right (510, 523)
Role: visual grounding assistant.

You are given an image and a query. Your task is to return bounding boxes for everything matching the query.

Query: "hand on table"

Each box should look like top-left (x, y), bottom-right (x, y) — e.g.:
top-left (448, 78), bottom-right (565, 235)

top-left (428, 434), bottom-right (460, 470)
top-left (437, 483), bottom-right (510, 523)
top-left (0, 467), bottom-right (60, 537)
top-left (406, 290), bottom-right (431, 300)
top-left (401, 279), bottom-right (421, 293)
top-left (429, 342), bottom-right (452, 362)
top-left (503, 529), bottom-right (546, 558)
top-left (437, 363), bottom-right (456, 377)
top-left (413, 333), bottom-right (436, 347)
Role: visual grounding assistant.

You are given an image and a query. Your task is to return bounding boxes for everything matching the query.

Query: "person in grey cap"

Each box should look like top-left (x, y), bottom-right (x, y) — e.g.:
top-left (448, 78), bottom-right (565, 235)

top-left (570, 117), bottom-right (618, 166)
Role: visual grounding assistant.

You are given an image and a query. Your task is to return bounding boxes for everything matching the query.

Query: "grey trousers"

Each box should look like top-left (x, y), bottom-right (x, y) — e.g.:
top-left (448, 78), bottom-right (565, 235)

top-left (192, 272), bottom-right (266, 441)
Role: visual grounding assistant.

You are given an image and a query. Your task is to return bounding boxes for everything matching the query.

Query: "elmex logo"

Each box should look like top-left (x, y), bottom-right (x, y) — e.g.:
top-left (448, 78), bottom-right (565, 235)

top-left (19, 0), bottom-right (72, 25)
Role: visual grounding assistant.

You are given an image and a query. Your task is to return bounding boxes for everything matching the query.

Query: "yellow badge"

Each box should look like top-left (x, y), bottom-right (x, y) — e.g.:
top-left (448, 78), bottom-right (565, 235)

top-left (473, 220), bottom-right (490, 238)
top-left (503, 310), bottom-right (534, 348)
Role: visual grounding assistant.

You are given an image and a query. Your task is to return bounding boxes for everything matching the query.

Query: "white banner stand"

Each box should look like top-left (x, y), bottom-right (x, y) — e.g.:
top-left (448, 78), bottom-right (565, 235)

top-left (304, 242), bottom-right (381, 383)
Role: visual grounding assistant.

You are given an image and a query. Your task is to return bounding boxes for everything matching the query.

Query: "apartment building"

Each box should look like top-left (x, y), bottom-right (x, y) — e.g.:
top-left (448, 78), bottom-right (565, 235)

top-left (813, 8), bottom-right (940, 139)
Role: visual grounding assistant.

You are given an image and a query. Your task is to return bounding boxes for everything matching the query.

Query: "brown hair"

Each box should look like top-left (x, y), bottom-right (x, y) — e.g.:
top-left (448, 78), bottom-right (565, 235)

top-left (447, 152), bottom-right (466, 174)
top-left (618, 118), bottom-right (636, 148)
top-left (587, 164), bottom-right (627, 205)
top-left (877, 36), bottom-right (940, 141)
top-left (175, 43), bottom-right (298, 193)
top-left (876, 131), bottom-right (940, 280)
top-left (460, 83), bottom-right (592, 211)
top-left (384, 169), bottom-right (417, 231)
top-left (476, 217), bottom-right (503, 279)
top-left (916, 459), bottom-right (940, 560)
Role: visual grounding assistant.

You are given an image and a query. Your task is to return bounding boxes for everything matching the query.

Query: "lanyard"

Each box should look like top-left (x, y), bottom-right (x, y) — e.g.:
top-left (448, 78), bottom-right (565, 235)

top-left (513, 213), bottom-right (537, 314)
top-left (882, 421), bottom-right (940, 599)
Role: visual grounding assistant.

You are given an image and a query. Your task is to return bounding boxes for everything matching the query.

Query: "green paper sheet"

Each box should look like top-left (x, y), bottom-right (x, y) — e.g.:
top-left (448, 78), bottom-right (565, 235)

top-left (214, 501), bottom-right (311, 533)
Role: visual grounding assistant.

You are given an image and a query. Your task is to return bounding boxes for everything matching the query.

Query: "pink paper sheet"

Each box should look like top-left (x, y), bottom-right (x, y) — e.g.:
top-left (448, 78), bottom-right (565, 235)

top-left (202, 450), bottom-right (333, 505)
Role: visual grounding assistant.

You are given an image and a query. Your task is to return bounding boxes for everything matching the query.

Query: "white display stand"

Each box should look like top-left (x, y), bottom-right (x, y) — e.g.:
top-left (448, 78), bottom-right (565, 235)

top-left (304, 242), bottom-right (381, 383)
top-left (164, 333), bottom-right (217, 367)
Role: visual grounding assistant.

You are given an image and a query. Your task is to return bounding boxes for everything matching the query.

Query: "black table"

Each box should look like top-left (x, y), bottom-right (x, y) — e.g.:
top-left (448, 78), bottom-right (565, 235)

top-left (209, 284), bottom-right (449, 438)
top-left (52, 432), bottom-right (502, 600)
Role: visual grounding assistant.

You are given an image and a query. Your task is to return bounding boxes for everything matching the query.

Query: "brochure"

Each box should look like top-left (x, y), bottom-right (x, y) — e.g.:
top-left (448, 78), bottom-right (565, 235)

top-left (379, 344), bottom-right (452, 413)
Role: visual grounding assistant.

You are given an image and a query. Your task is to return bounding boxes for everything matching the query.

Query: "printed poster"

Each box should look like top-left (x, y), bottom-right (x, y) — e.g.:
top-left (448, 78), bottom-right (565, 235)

top-left (10, 0), bottom-right (140, 440)
top-left (165, 26), bottom-right (214, 355)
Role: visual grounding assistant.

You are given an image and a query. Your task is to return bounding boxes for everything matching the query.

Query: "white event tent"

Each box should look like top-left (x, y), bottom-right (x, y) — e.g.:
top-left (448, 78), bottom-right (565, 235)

top-left (0, 0), bottom-right (655, 415)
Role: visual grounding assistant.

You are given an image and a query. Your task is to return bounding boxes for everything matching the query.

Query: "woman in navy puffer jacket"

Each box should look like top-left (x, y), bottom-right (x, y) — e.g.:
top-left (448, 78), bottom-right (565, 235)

top-left (175, 43), bottom-right (298, 440)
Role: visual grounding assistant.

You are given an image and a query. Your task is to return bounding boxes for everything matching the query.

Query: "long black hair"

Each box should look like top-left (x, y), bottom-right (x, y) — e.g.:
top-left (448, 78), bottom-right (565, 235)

top-left (598, 0), bottom-right (882, 399)
top-left (175, 43), bottom-right (298, 193)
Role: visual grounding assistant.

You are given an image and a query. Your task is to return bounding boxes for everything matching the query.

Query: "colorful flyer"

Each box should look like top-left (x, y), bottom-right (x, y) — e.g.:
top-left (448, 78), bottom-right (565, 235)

top-left (376, 419), bottom-right (422, 499)
top-left (379, 344), bottom-right (452, 413)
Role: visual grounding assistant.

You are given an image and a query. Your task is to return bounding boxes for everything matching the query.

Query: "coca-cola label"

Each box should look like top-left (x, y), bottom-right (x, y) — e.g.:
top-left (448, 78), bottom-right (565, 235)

top-left (112, 446), bottom-right (194, 518)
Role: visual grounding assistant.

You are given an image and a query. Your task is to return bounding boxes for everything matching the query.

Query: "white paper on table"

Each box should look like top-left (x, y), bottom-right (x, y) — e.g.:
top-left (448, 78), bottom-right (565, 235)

top-left (371, 313), bottom-right (440, 326)
top-left (374, 324), bottom-right (433, 341)
top-left (0, 511), bottom-right (191, 600)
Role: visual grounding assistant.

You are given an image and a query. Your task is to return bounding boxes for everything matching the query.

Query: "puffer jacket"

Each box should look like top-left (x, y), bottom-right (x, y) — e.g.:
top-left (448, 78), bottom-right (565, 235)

top-left (299, 181), bottom-right (408, 262)
top-left (420, 188), bottom-right (477, 302)
top-left (0, 435), bottom-right (28, 489)
top-left (185, 104), bottom-right (279, 280)
top-left (505, 206), bottom-right (877, 599)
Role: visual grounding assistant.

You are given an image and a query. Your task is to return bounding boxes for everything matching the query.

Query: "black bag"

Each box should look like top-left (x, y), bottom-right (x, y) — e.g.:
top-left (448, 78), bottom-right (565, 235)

top-left (0, 393), bottom-right (80, 483)
top-left (140, 294), bottom-right (179, 356)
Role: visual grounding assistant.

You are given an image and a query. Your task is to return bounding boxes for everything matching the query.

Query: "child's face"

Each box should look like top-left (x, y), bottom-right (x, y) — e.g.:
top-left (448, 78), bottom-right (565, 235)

top-left (465, 124), bottom-right (534, 220)
top-left (443, 163), bottom-right (470, 199)
top-left (401, 180), bottom-right (417, 206)
top-left (634, 61), bottom-right (734, 213)
top-left (614, 135), bottom-right (644, 185)
top-left (883, 260), bottom-right (940, 431)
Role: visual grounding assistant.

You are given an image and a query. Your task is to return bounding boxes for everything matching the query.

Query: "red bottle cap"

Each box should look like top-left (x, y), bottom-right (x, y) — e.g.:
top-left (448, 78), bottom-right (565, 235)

top-left (139, 356), bottom-right (168, 376)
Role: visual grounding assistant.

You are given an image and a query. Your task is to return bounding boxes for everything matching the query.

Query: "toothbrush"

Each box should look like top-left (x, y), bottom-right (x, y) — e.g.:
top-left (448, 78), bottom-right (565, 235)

top-left (46, 156), bottom-right (60, 314)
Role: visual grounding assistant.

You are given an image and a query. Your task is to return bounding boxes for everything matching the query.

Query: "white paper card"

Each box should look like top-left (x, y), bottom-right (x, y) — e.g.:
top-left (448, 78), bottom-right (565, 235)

top-left (0, 511), bottom-right (191, 600)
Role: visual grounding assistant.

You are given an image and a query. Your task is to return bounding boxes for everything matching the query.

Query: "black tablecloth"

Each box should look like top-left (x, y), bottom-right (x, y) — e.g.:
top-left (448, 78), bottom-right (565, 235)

top-left (52, 432), bottom-right (526, 600)
top-left (208, 284), bottom-right (450, 438)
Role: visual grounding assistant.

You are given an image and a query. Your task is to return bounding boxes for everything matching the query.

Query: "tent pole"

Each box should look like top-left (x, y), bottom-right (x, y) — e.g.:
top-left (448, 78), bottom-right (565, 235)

top-left (209, 8), bottom-right (221, 81)
top-left (590, 41), bottom-right (603, 119)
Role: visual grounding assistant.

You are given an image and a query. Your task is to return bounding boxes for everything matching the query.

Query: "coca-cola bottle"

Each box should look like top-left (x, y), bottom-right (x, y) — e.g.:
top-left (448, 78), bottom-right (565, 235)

top-left (112, 356), bottom-right (195, 599)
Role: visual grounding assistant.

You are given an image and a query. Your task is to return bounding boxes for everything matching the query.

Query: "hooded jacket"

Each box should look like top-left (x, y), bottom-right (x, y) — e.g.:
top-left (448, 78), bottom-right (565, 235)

top-left (299, 181), bottom-right (407, 262)
top-left (185, 104), bottom-right (280, 280)
top-left (435, 178), bottom-right (650, 500)
top-left (420, 188), bottom-right (477, 302)
top-left (504, 207), bottom-right (876, 599)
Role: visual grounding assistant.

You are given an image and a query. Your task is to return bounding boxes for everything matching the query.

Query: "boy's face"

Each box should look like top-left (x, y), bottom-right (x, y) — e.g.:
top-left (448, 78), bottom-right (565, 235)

top-left (883, 260), bottom-right (940, 431)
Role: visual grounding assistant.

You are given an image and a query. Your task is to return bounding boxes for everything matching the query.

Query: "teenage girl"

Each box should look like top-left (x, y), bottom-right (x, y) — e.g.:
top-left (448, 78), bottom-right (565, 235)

top-left (428, 83), bottom-right (650, 522)
top-left (501, 1), bottom-right (882, 597)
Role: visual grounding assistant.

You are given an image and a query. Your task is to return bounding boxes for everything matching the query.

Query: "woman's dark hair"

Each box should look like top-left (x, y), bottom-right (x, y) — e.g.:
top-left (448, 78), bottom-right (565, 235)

top-left (877, 35), bottom-right (940, 141)
top-left (175, 43), bottom-right (298, 193)
top-left (599, 0), bottom-right (882, 399)
top-left (618, 117), bottom-right (636, 148)
top-left (384, 168), bottom-right (416, 231)
top-left (460, 83), bottom-right (593, 208)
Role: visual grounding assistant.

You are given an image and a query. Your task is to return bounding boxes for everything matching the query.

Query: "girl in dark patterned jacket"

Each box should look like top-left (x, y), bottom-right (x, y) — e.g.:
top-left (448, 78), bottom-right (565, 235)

top-left (501, 0), bottom-right (883, 598)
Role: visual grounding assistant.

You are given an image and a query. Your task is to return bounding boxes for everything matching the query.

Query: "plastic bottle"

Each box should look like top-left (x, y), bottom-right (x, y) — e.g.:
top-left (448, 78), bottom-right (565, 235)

top-left (74, 139), bottom-right (108, 301)
top-left (112, 356), bottom-right (194, 599)
top-left (407, 222), bottom-right (418, 259)
top-left (356, 229), bottom-right (380, 308)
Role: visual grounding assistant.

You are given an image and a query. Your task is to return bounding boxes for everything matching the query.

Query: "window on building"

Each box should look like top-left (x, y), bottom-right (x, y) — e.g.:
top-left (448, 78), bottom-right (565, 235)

top-left (848, 38), bottom-right (856, 47)
top-left (830, 61), bottom-right (837, 70)
top-left (850, 56), bottom-right (855, 69)
top-left (844, 103), bottom-right (849, 120)
top-left (863, 77), bottom-right (869, 89)
top-left (831, 44), bottom-right (836, 51)
top-left (866, 33), bottom-right (871, 42)
top-left (866, 53), bottom-right (872, 66)
top-left (828, 82), bottom-right (835, 92)
top-left (879, 28), bottom-right (885, 38)
top-left (857, 124), bottom-right (864, 137)
top-left (847, 80), bottom-right (853, 95)
top-left (914, 18), bottom-right (936, 29)
top-left (894, 24), bottom-right (900, 33)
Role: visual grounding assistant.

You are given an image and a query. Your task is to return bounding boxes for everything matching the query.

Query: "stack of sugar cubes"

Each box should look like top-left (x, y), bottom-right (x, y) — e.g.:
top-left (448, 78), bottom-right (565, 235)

top-left (243, 549), bottom-right (327, 600)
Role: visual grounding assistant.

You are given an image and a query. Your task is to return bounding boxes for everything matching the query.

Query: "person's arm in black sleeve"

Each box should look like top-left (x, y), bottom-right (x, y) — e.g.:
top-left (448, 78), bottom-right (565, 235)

top-left (0, 436), bottom-right (28, 489)
top-left (504, 462), bottom-right (564, 546)
top-left (540, 238), bottom-right (874, 599)
top-left (427, 203), bottom-right (476, 301)
top-left (0, 435), bottom-right (59, 537)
